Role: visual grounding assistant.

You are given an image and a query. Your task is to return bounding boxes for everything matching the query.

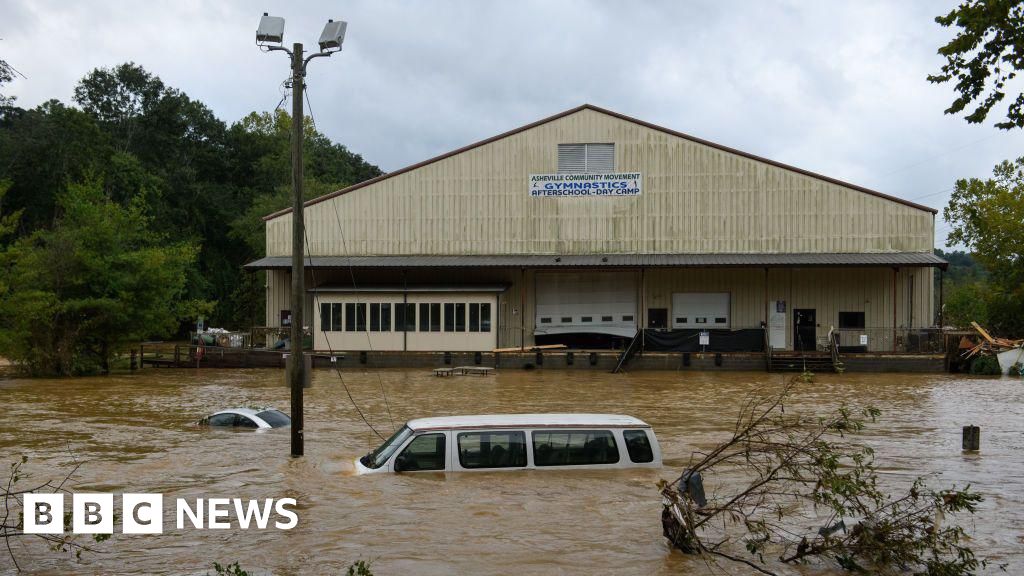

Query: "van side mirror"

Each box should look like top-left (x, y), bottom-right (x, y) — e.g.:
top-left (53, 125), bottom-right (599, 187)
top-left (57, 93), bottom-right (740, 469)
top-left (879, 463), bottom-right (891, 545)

top-left (394, 455), bottom-right (409, 472)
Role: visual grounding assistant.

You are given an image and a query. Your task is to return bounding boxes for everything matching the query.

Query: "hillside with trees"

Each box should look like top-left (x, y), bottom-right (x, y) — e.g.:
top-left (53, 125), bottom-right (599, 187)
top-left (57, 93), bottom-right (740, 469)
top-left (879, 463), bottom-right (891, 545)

top-left (0, 61), bottom-right (381, 375)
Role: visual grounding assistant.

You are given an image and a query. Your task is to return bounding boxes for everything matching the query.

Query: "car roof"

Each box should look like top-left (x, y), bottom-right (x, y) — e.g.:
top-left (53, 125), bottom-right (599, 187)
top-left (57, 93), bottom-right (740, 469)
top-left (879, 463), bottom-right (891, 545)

top-left (405, 413), bottom-right (650, 431)
top-left (212, 408), bottom-right (268, 418)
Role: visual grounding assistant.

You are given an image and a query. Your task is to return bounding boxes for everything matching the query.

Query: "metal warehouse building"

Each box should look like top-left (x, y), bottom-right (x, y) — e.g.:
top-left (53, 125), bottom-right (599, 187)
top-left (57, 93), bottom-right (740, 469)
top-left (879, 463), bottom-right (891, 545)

top-left (245, 105), bottom-right (946, 362)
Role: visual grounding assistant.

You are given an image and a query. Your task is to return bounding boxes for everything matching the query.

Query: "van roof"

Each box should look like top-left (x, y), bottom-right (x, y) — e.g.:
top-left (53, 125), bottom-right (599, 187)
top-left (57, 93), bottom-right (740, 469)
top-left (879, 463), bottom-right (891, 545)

top-left (405, 413), bottom-right (650, 431)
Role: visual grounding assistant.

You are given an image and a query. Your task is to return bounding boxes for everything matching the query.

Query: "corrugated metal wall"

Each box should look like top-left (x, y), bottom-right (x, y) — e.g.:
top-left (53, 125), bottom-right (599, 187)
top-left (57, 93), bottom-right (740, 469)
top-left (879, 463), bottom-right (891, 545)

top-left (266, 108), bottom-right (934, 258)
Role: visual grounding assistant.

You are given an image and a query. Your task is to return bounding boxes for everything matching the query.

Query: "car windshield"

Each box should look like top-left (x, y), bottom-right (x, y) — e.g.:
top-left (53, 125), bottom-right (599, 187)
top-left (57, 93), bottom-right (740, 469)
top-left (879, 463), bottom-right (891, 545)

top-left (361, 425), bottom-right (413, 469)
top-left (256, 410), bottom-right (291, 428)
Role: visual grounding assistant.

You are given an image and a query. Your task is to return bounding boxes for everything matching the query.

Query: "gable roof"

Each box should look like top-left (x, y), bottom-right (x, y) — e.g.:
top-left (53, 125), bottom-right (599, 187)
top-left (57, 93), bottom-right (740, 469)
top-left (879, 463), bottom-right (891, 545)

top-left (264, 104), bottom-right (937, 221)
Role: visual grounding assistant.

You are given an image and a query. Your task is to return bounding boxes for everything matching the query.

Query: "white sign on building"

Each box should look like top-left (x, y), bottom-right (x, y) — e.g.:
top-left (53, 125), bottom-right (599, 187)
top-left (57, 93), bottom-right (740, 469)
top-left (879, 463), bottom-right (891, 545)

top-left (529, 173), bottom-right (642, 197)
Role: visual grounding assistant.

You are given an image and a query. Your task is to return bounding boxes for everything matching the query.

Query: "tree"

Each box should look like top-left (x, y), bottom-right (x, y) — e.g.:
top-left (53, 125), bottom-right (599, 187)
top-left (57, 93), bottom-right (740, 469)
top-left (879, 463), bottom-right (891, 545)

top-left (0, 57), bottom-right (17, 116)
top-left (661, 376), bottom-right (988, 575)
top-left (0, 180), bottom-right (198, 375)
top-left (928, 1), bottom-right (1024, 129)
top-left (943, 157), bottom-right (1024, 336)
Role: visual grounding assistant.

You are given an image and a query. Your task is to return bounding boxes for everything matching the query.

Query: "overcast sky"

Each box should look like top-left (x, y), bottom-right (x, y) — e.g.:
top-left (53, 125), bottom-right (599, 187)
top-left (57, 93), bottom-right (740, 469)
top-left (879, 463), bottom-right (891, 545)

top-left (4, 0), bottom-right (1023, 249)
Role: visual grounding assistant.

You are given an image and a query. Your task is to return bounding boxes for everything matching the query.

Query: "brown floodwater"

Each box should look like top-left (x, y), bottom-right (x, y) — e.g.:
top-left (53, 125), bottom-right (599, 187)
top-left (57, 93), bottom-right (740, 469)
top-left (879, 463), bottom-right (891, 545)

top-left (0, 368), bottom-right (1021, 575)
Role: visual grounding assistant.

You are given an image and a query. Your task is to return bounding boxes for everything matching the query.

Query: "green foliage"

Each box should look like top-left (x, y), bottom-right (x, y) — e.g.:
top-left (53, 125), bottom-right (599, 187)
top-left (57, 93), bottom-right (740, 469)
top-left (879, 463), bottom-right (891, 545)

top-left (969, 354), bottom-right (1003, 375)
top-left (0, 180), bottom-right (197, 375)
top-left (0, 62), bottom-right (382, 334)
top-left (943, 157), bottom-right (1024, 337)
top-left (346, 560), bottom-right (375, 576)
top-left (943, 281), bottom-right (990, 328)
top-left (0, 57), bottom-right (17, 114)
top-left (928, 1), bottom-right (1024, 129)
top-left (211, 562), bottom-right (250, 576)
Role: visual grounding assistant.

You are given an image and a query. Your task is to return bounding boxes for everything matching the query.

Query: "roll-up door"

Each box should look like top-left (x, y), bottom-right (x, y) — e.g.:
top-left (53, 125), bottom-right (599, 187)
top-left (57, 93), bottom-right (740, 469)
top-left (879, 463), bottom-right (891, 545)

top-left (535, 272), bottom-right (637, 338)
top-left (672, 293), bottom-right (731, 329)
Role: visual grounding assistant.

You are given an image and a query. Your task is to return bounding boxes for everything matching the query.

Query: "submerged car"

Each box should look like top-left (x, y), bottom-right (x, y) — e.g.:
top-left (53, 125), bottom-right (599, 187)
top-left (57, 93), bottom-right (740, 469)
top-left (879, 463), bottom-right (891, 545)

top-left (356, 413), bottom-right (661, 474)
top-left (198, 408), bottom-right (291, 429)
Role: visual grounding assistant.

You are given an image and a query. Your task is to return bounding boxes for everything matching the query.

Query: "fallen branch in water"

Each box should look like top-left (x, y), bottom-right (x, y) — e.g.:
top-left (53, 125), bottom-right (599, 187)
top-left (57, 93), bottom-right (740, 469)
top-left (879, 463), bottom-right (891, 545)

top-left (660, 373), bottom-right (992, 575)
top-left (1, 454), bottom-right (105, 572)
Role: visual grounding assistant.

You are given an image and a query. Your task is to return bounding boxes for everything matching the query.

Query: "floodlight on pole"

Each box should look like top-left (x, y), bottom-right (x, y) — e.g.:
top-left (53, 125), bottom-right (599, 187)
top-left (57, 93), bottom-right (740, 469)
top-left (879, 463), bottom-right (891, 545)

top-left (256, 13), bottom-right (347, 458)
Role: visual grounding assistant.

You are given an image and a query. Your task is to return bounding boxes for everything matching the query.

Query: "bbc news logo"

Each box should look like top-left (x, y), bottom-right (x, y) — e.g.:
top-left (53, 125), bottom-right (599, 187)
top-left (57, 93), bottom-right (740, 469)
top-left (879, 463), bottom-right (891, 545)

top-left (23, 494), bottom-right (298, 534)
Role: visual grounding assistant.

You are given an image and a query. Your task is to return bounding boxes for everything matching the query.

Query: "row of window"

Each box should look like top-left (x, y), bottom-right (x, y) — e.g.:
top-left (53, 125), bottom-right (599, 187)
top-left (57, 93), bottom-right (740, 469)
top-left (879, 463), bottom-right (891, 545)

top-left (674, 317), bottom-right (728, 324)
top-left (398, 428), bottom-right (654, 471)
top-left (539, 314), bottom-right (634, 324)
top-left (320, 302), bottom-right (491, 333)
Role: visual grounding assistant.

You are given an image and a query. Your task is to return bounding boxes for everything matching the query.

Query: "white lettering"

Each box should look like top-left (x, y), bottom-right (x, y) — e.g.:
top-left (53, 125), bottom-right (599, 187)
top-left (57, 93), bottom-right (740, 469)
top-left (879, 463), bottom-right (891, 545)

top-left (207, 498), bottom-right (231, 529)
top-left (23, 494), bottom-right (63, 534)
top-left (176, 498), bottom-right (204, 529)
top-left (274, 498), bottom-right (298, 530)
top-left (233, 498), bottom-right (273, 529)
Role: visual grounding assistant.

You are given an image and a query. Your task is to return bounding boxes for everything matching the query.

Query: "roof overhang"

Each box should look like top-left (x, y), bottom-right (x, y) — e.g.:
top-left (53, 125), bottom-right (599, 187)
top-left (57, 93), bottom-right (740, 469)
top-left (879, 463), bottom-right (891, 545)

top-left (246, 252), bottom-right (949, 271)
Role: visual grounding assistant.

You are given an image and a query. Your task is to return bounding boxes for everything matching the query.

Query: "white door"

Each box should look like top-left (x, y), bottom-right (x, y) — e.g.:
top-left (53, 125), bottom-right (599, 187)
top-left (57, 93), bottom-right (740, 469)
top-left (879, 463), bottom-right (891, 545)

top-left (535, 272), bottom-right (637, 338)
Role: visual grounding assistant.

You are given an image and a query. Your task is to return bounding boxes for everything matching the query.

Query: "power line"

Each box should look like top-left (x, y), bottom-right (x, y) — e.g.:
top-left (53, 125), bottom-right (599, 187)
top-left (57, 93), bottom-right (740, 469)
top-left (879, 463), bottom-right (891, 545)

top-left (877, 135), bottom-right (997, 179)
top-left (304, 85), bottom-right (396, 434)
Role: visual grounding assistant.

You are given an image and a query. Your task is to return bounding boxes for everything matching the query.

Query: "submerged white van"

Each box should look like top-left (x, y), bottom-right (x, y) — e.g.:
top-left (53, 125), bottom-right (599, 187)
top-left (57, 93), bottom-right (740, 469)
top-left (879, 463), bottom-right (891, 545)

top-left (355, 414), bottom-right (662, 474)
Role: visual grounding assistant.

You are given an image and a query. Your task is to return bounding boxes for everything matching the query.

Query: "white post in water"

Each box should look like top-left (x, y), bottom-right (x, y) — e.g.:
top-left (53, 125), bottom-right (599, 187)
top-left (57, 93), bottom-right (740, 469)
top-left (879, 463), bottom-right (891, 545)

top-left (257, 13), bottom-right (348, 457)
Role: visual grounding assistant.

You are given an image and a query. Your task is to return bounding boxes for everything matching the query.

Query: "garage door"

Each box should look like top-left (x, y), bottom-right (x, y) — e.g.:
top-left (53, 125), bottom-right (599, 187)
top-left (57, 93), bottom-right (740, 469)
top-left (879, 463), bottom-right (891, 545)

top-left (535, 272), bottom-right (637, 338)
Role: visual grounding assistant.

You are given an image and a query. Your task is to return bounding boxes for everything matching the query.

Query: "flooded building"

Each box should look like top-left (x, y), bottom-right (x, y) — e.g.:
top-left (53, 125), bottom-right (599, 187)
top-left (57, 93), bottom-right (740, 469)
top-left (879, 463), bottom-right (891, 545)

top-left (245, 105), bottom-right (946, 358)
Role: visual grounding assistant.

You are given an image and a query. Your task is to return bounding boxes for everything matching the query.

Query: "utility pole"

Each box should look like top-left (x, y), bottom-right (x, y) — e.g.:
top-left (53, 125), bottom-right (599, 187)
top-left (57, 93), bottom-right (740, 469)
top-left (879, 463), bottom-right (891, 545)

top-left (257, 13), bottom-right (347, 458)
top-left (289, 42), bottom-right (306, 457)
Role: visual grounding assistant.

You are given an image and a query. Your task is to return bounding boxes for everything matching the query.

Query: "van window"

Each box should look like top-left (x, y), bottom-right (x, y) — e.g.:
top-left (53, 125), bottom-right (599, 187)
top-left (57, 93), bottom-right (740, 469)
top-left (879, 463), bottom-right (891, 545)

top-left (397, 433), bottom-right (445, 471)
top-left (458, 431), bottom-right (527, 469)
top-left (532, 430), bottom-right (619, 466)
top-left (623, 429), bottom-right (654, 463)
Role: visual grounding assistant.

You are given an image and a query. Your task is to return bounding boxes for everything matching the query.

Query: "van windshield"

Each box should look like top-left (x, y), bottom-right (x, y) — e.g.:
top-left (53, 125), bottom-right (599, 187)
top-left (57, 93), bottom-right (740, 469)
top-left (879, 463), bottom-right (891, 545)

top-left (360, 425), bottom-right (414, 469)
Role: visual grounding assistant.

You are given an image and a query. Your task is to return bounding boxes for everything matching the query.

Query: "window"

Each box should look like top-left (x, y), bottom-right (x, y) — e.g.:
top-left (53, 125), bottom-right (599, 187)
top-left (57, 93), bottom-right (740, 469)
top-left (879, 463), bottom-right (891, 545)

top-left (532, 430), bottom-right (620, 466)
top-left (430, 303), bottom-right (441, 332)
top-left (623, 430), bottom-right (654, 463)
top-left (581, 316), bottom-right (593, 322)
top-left (323, 301), bottom-right (344, 332)
top-left (838, 312), bottom-right (866, 329)
top-left (714, 317), bottom-right (727, 324)
top-left (557, 143), bottom-right (615, 174)
top-left (320, 303), bottom-right (331, 333)
top-left (396, 303), bottom-right (416, 331)
top-left (458, 431), bottom-right (527, 469)
top-left (234, 415), bottom-right (258, 428)
top-left (331, 303), bottom-right (342, 331)
top-left (481, 303), bottom-right (491, 332)
top-left (622, 315), bottom-right (634, 322)
top-left (206, 413), bottom-right (236, 427)
top-left (256, 410), bottom-right (291, 428)
top-left (397, 433), bottom-right (445, 471)
top-left (444, 303), bottom-right (455, 332)
top-left (455, 303), bottom-right (466, 331)
top-left (561, 316), bottom-right (572, 323)
top-left (345, 303), bottom-right (367, 332)
top-left (695, 317), bottom-right (707, 324)
top-left (345, 303), bottom-right (356, 331)
top-left (602, 316), bottom-right (613, 322)
top-left (675, 317), bottom-right (687, 324)
top-left (370, 303), bottom-right (391, 332)
top-left (469, 303), bottom-right (481, 332)
top-left (540, 317), bottom-right (552, 324)
top-left (419, 303), bottom-right (430, 332)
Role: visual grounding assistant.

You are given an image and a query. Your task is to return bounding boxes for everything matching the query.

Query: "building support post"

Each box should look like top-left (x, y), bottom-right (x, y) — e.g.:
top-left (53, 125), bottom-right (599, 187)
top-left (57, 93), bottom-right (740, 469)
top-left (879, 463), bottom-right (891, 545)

top-left (520, 267), bottom-right (526, 351)
top-left (402, 269), bottom-right (408, 352)
top-left (938, 267), bottom-right (944, 328)
top-left (288, 42), bottom-right (306, 458)
top-left (892, 267), bottom-right (898, 353)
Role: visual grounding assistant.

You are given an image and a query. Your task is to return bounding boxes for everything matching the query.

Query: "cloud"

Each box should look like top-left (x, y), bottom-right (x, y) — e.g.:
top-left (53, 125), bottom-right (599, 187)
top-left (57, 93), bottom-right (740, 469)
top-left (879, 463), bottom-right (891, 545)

top-left (4, 0), bottom-right (1024, 248)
